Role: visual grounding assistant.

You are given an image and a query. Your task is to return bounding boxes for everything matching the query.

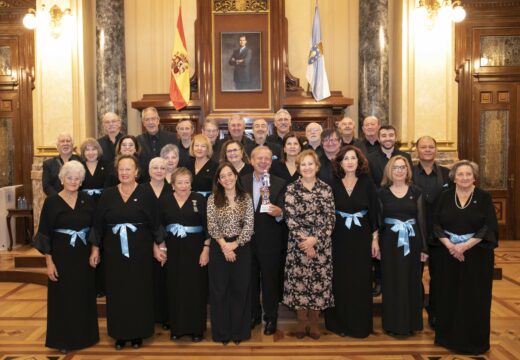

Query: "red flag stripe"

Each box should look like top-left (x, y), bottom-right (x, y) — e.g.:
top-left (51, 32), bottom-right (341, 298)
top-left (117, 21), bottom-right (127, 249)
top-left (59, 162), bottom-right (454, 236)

top-left (177, 7), bottom-right (187, 50)
top-left (170, 74), bottom-right (187, 110)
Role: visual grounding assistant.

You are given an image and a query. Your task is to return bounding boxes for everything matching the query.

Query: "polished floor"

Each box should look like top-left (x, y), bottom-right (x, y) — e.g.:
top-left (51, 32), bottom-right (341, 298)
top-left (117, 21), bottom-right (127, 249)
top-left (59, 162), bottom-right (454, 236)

top-left (0, 241), bottom-right (519, 359)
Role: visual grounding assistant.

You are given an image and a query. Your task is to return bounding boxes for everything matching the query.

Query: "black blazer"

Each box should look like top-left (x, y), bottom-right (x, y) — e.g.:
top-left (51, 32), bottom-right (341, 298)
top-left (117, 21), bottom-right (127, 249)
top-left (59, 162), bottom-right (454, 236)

top-left (137, 130), bottom-right (178, 182)
top-left (241, 173), bottom-right (286, 254)
top-left (42, 154), bottom-right (82, 196)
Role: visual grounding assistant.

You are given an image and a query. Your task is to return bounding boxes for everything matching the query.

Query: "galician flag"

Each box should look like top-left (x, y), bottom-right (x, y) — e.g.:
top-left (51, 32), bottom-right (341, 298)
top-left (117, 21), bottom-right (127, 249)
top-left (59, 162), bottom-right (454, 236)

top-left (306, 3), bottom-right (330, 101)
top-left (169, 5), bottom-right (190, 111)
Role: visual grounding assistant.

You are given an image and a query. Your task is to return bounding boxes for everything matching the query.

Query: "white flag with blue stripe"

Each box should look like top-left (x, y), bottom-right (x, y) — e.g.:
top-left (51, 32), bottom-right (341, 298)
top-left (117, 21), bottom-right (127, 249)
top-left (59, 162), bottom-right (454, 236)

top-left (306, 4), bottom-right (331, 101)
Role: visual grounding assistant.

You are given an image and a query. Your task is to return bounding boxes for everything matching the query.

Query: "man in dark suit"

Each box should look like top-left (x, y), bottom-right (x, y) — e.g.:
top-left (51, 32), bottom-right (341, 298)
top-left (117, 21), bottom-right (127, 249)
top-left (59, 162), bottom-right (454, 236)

top-left (136, 106), bottom-right (178, 182)
top-left (367, 125), bottom-right (413, 297)
top-left (317, 128), bottom-right (342, 186)
top-left (97, 112), bottom-right (123, 164)
top-left (266, 109), bottom-right (292, 146)
top-left (337, 116), bottom-right (367, 155)
top-left (245, 118), bottom-right (282, 161)
top-left (361, 115), bottom-right (381, 154)
top-left (42, 133), bottom-right (82, 196)
top-left (214, 114), bottom-right (254, 159)
top-left (241, 146), bottom-right (286, 336)
top-left (229, 35), bottom-right (252, 90)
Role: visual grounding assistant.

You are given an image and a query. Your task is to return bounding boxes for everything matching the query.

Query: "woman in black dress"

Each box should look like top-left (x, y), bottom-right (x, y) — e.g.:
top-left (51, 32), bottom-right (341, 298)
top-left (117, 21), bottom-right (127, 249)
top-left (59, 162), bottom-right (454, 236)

top-left (324, 145), bottom-right (379, 338)
top-left (433, 160), bottom-right (498, 354)
top-left (80, 138), bottom-right (110, 297)
top-left (270, 132), bottom-right (302, 184)
top-left (160, 143), bottom-right (179, 184)
top-left (186, 134), bottom-right (218, 197)
top-left (219, 140), bottom-right (253, 176)
top-left (144, 157), bottom-right (171, 329)
top-left (80, 138), bottom-right (109, 202)
top-left (378, 155), bottom-right (428, 336)
top-left (34, 160), bottom-right (99, 353)
top-left (155, 167), bottom-right (210, 342)
top-left (207, 163), bottom-right (254, 345)
top-left (90, 155), bottom-right (159, 350)
top-left (106, 135), bottom-right (141, 186)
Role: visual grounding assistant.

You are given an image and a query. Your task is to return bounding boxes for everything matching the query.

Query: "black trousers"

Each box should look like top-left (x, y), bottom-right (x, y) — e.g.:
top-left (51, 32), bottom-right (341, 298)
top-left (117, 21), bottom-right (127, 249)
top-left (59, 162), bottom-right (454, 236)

top-left (251, 249), bottom-right (281, 321)
top-left (209, 240), bottom-right (251, 342)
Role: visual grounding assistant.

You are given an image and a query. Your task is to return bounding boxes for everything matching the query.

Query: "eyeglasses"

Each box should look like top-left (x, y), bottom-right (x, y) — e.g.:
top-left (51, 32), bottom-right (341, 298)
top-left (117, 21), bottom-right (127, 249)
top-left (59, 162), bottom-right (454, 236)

top-left (226, 148), bottom-right (240, 154)
top-left (392, 165), bottom-right (407, 172)
top-left (323, 138), bottom-right (339, 144)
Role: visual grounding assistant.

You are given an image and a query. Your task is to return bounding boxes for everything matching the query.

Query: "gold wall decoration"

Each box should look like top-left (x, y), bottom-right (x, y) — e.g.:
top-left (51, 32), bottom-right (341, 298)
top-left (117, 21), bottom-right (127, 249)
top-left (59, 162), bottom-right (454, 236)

top-left (213, 0), bottom-right (268, 13)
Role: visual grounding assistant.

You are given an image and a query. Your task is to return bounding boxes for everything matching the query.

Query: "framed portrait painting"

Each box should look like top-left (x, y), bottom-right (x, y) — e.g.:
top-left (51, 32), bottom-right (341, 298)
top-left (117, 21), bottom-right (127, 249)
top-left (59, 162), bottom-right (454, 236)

top-left (221, 32), bottom-right (262, 92)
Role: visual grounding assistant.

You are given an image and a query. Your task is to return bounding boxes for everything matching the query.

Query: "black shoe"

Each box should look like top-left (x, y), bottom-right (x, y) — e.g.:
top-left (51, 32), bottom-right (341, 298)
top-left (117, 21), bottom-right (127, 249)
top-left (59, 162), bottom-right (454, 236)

top-left (59, 349), bottom-right (67, 354)
top-left (192, 334), bottom-right (203, 342)
top-left (131, 338), bottom-right (142, 348)
top-left (264, 319), bottom-right (277, 335)
top-left (372, 282), bottom-right (381, 297)
top-left (428, 314), bottom-right (436, 329)
top-left (162, 323), bottom-right (170, 330)
top-left (96, 291), bottom-right (105, 298)
top-left (234, 339), bottom-right (241, 345)
top-left (170, 334), bottom-right (181, 341)
top-left (222, 340), bottom-right (230, 345)
top-left (251, 316), bottom-right (261, 329)
top-left (115, 340), bottom-right (125, 350)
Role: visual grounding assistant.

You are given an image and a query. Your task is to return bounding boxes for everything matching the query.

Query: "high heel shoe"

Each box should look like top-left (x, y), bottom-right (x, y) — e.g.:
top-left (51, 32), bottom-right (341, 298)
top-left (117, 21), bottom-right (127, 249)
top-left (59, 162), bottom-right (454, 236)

top-left (131, 338), bottom-right (142, 348)
top-left (115, 340), bottom-right (125, 350)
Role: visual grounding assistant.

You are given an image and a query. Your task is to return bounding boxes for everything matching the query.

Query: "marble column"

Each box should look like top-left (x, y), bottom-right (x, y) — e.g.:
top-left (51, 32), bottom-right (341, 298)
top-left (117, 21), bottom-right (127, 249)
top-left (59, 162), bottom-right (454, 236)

top-left (96, 0), bottom-right (127, 134)
top-left (359, 0), bottom-right (389, 126)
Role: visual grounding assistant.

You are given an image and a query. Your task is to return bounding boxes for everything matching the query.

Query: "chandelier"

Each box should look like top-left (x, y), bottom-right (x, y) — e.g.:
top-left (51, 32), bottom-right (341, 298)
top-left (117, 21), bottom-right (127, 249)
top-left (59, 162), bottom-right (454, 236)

top-left (23, 4), bottom-right (72, 38)
top-left (415, 0), bottom-right (466, 26)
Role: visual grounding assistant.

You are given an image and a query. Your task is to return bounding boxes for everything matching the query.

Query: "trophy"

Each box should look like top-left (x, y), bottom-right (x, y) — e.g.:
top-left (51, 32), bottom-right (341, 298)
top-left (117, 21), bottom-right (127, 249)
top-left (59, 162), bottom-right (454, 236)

top-left (259, 170), bottom-right (271, 213)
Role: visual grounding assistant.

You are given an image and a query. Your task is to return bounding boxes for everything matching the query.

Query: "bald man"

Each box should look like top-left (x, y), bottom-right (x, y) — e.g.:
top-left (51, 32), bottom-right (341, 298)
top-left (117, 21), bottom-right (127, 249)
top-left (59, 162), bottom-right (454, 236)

top-left (337, 116), bottom-right (367, 155)
top-left (98, 112), bottom-right (124, 163)
top-left (361, 116), bottom-right (380, 154)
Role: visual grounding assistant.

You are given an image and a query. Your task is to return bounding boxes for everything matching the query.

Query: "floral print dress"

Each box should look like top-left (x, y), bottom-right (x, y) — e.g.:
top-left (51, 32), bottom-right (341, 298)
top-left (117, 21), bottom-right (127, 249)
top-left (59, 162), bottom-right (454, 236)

top-left (282, 178), bottom-right (336, 310)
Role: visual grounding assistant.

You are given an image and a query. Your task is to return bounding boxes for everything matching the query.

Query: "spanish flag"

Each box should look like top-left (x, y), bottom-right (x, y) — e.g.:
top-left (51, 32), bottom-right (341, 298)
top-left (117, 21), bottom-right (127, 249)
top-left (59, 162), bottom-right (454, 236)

top-left (169, 5), bottom-right (190, 111)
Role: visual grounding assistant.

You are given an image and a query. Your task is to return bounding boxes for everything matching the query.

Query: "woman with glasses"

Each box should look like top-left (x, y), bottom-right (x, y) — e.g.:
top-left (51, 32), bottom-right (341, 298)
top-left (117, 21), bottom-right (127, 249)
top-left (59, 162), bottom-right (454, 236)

top-left (219, 140), bottom-right (253, 176)
top-left (34, 160), bottom-right (99, 353)
top-left (324, 145), bottom-right (379, 339)
top-left (378, 155), bottom-right (428, 336)
top-left (432, 160), bottom-right (498, 354)
top-left (207, 162), bottom-right (254, 345)
top-left (155, 167), bottom-right (210, 342)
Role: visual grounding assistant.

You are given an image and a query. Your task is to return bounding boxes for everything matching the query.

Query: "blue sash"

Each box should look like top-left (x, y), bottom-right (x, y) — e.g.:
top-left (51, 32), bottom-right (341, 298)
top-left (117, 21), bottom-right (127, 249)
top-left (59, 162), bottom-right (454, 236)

top-left (55, 227), bottom-right (89, 247)
top-left (111, 223), bottom-right (140, 258)
top-left (196, 191), bottom-right (211, 197)
top-left (82, 188), bottom-right (103, 196)
top-left (166, 223), bottom-right (204, 238)
top-left (384, 218), bottom-right (416, 256)
top-left (444, 230), bottom-right (475, 244)
top-left (336, 209), bottom-right (368, 229)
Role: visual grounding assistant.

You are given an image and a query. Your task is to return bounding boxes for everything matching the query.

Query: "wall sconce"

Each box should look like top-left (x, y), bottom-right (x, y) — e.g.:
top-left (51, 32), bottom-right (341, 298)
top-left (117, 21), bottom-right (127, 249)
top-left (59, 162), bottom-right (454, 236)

top-left (415, 0), bottom-right (466, 26)
top-left (23, 4), bottom-right (72, 38)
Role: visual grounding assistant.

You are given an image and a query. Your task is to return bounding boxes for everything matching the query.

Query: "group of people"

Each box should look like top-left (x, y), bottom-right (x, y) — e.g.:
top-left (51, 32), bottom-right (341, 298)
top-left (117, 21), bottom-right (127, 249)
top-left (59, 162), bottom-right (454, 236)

top-left (36, 107), bottom-right (498, 355)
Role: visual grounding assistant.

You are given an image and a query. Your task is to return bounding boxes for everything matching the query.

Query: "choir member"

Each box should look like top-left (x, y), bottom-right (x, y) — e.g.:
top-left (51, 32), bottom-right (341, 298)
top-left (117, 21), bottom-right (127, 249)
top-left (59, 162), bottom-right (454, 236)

top-left (433, 160), bottom-right (498, 354)
top-left (283, 150), bottom-right (335, 340)
top-left (160, 143), bottom-right (180, 184)
top-left (270, 132), bottom-right (302, 185)
top-left (42, 133), bottom-right (81, 196)
top-left (155, 167), bottom-right (210, 342)
top-left (324, 145), bottom-right (379, 338)
top-left (317, 129), bottom-right (342, 186)
top-left (106, 135), bottom-right (141, 186)
top-left (412, 136), bottom-right (451, 329)
top-left (34, 160), bottom-right (99, 353)
top-left (202, 119), bottom-right (221, 162)
top-left (186, 134), bottom-right (218, 197)
top-left (144, 157), bottom-right (171, 329)
top-left (97, 112), bottom-right (123, 164)
top-left (266, 108), bottom-right (292, 146)
top-left (80, 138), bottom-right (109, 202)
top-left (176, 119), bottom-right (195, 167)
top-left (90, 155), bottom-right (159, 350)
top-left (207, 163), bottom-right (254, 345)
top-left (219, 139), bottom-right (254, 176)
top-left (79, 138), bottom-right (109, 298)
top-left (378, 155), bottom-right (428, 336)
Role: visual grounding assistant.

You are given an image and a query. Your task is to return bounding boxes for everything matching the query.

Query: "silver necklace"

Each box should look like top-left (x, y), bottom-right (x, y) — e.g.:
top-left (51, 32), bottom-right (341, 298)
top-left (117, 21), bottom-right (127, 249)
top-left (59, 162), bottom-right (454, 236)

top-left (455, 189), bottom-right (474, 210)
